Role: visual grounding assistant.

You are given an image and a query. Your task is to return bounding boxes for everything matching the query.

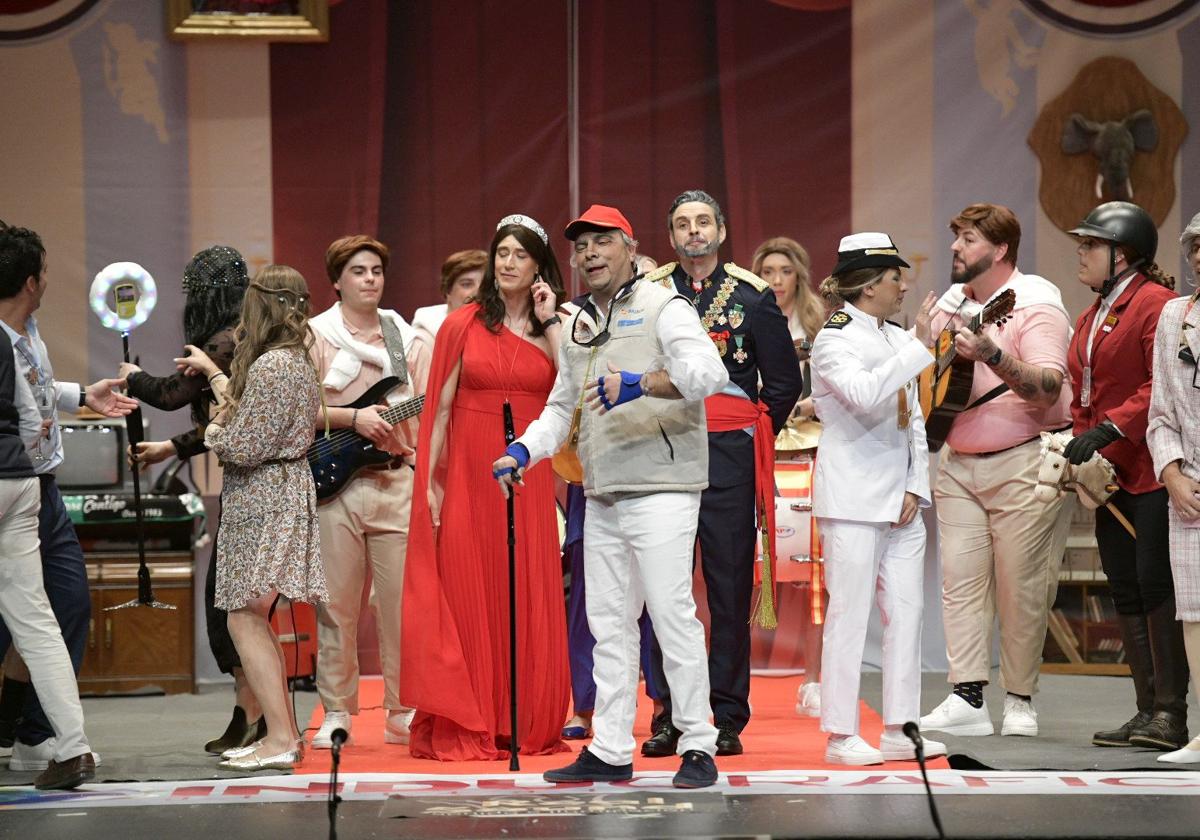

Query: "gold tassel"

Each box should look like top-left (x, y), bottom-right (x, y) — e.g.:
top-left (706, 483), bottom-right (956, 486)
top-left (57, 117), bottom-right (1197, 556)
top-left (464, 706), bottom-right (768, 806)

top-left (752, 508), bottom-right (778, 629)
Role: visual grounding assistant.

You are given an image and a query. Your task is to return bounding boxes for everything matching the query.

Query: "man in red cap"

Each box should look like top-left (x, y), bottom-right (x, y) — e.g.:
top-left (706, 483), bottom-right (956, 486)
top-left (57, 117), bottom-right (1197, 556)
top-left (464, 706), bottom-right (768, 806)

top-left (641, 190), bottom-right (802, 758)
top-left (492, 204), bottom-right (728, 788)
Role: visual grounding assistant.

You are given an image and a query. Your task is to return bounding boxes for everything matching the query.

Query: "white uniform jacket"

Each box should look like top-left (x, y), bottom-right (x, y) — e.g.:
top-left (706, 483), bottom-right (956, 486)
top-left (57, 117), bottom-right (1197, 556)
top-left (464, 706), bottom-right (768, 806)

top-left (810, 301), bottom-right (933, 523)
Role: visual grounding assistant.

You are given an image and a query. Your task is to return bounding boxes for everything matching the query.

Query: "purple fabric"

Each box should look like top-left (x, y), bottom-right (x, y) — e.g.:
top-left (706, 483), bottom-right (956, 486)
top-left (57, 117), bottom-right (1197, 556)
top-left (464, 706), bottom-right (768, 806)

top-left (564, 487), bottom-right (659, 712)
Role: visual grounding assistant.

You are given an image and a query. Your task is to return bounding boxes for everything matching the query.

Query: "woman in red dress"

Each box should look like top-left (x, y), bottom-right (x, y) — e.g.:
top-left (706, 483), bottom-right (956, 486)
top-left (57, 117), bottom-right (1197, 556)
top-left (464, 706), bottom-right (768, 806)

top-left (401, 214), bottom-right (570, 760)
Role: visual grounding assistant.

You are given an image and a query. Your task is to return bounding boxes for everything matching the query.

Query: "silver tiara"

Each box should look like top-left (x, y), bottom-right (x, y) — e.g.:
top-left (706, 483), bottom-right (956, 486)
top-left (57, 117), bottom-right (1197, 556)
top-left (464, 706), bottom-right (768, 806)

top-left (497, 214), bottom-right (548, 245)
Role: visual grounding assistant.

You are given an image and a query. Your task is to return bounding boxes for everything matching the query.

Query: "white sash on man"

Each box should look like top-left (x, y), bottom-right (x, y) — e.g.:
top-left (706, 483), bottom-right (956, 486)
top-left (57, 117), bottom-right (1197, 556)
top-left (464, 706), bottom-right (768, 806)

top-left (309, 302), bottom-right (418, 392)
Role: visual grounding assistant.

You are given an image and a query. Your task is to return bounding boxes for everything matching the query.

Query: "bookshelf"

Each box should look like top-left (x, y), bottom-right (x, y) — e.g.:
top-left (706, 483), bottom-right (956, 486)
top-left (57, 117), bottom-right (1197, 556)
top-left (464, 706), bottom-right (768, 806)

top-left (1042, 505), bottom-right (1130, 676)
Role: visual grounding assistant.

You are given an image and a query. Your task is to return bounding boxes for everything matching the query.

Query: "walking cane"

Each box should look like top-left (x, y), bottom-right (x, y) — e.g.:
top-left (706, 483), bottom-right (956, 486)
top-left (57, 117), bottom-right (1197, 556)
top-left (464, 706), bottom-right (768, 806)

top-left (503, 401), bottom-right (520, 771)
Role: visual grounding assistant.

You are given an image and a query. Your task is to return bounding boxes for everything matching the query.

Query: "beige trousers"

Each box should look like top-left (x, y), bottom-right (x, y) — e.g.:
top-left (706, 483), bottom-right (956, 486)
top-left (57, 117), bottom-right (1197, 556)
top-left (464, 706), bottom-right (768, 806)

top-left (316, 466), bottom-right (413, 713)
top-left (935, 439), bottom-right (1074, 696)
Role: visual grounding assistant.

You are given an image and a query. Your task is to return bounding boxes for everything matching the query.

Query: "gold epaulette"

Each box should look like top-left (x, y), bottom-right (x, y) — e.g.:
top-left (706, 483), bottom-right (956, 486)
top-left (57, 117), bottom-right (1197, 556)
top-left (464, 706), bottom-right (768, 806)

top-left (643, 261), bottom-right (678, 288)
top-left (724, 262), bottom-right (768, 293)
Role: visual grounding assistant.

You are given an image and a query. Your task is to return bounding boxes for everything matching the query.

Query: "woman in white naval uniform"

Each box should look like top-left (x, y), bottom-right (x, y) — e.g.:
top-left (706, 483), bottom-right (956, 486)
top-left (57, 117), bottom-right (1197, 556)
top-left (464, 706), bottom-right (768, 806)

top-left (810, 233), bottom-right (946, 765)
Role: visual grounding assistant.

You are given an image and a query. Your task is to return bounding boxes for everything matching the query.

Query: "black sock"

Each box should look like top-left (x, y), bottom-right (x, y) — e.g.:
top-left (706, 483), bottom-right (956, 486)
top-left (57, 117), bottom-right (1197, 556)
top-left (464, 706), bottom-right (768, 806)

top-left (953, 681), bottom-right (985, 709)
top-left (1007, 692), bottom-right (1031, 702)
top-left (0, 677), bottom-right (29, 724)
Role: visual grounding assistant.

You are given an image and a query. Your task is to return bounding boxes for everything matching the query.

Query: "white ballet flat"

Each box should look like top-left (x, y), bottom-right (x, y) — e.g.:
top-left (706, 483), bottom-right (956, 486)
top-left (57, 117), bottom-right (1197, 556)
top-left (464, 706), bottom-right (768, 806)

top-left (1158, 745), bottom-right (1200, 764)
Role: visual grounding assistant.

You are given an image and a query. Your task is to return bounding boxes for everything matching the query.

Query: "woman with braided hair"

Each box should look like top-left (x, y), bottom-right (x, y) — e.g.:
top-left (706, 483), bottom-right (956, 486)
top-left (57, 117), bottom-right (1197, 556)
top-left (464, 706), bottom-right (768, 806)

top-left (1064, 201), bottom-right (1187, 752)
top-left (179, 264), bottom-right (327, 770)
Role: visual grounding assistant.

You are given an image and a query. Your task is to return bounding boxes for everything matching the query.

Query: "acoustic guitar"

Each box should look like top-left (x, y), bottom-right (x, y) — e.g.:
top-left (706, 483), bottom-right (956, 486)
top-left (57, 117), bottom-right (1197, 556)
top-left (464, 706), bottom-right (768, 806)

top-left (307, 376), bottom-right (425, 503)
top-left (918, 289), bottom-right (1016, 452)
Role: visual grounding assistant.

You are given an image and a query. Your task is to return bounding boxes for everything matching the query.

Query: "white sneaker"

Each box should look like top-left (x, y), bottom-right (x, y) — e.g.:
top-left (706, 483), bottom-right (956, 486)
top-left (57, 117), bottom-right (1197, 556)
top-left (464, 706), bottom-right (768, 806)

top-left (9, 738), bottom-right (101, 771)
top-left (919, 693), bottom-right (994, 736)
top-left (311, 710), bottom-right (352, 750)
top-left (795, 683), bottom-right (821, 718)
top-left (384, 708), bottom-right (416, 745)
top-left (1001, 695), bottom-right (1038, 737)
top-left (879, 731), bottom-right (947, 761)
top-left (825, 734), bottom-right (884, 766)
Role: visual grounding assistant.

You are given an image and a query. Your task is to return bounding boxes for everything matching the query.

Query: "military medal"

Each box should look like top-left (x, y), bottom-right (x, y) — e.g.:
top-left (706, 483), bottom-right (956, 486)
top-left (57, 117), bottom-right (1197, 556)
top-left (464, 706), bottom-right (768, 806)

top-left (700, 277), bottom-right (738, 330)
top-left (728, 303), bottom-right (744, 329)
top-left (732, 335), bottom-right (748, 364)
top-left (709, 328), bottom-right (730, 358)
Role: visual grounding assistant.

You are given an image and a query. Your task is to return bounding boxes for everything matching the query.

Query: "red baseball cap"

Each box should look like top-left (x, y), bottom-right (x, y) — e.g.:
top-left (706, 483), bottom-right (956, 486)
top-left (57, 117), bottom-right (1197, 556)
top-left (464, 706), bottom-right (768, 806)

top-left (564, 204), bottom-right (634, 241)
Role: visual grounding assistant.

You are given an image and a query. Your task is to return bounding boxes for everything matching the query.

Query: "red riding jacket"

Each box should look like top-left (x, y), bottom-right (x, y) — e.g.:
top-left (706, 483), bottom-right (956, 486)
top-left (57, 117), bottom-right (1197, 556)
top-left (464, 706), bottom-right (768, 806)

top-left (1067, 273), bottom-right (1177, 495)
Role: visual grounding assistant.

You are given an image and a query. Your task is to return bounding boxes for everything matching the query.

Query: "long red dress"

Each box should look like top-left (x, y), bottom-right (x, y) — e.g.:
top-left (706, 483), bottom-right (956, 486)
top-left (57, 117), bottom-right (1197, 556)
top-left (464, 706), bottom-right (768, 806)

top-left (400, 304), bottom-right (569, 760)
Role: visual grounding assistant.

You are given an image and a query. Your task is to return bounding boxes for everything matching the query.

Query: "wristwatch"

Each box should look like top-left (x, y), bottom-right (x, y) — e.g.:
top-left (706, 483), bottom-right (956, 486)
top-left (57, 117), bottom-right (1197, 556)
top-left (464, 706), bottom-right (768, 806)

top-left (78, 388), bottom-right (87, 408)
top-left (540, 314), bottom-right (562, 330)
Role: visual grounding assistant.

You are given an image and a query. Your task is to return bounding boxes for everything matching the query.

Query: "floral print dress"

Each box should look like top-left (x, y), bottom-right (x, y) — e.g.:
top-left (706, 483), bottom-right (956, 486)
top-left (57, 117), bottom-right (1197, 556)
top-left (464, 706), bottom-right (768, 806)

top-left (205, 347), bottom-right (327, 611)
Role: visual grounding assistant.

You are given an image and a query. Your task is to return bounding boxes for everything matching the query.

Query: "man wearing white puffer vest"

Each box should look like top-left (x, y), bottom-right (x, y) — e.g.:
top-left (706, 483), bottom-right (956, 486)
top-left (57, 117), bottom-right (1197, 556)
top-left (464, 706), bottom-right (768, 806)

top-left (492, 204), bottom-right (727, 789)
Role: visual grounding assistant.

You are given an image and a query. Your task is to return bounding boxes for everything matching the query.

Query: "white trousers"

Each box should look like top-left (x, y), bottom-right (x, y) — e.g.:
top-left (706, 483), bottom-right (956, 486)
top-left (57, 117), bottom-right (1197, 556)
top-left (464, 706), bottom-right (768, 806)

top-left (0, 477), bottom-right (90, 762)
top-left (818, 516), bottom-right (926, 735)
top-left (584, 491), bottom-right (717, 765)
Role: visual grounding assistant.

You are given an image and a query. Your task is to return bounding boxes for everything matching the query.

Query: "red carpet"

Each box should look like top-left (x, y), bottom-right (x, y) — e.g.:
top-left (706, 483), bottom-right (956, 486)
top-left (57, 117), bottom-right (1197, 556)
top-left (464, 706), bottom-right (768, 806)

top-left (295, 675), bottom-right (951, 774)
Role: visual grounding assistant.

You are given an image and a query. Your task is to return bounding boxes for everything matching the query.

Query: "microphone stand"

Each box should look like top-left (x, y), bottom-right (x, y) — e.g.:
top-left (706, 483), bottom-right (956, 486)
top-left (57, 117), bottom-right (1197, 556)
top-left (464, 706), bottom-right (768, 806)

top-left (503, 401), bottom-right (520, 771)
top-left (328, 734), bottom-right (344, 840)
top-left (904, 722), bottom-right (945, 840)
top-left (106, 331), bottom-right (176, 613)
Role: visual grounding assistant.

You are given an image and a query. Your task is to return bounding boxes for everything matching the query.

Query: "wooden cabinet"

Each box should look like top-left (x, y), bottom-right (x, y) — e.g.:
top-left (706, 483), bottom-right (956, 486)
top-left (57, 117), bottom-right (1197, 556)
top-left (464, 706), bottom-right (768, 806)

top-left (78, 553), bottom-right (195, 695)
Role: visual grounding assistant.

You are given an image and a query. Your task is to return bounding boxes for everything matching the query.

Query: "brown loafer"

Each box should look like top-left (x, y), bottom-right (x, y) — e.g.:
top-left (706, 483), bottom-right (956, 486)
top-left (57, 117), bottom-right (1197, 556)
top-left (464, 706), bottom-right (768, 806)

top-left (34, 752), bottom-right (96, 790)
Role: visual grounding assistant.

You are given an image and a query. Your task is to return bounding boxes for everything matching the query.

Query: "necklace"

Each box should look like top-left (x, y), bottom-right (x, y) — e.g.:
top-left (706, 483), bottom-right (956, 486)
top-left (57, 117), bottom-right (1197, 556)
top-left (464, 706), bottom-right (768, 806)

top-left (497, 311), bottom-right (529, 403)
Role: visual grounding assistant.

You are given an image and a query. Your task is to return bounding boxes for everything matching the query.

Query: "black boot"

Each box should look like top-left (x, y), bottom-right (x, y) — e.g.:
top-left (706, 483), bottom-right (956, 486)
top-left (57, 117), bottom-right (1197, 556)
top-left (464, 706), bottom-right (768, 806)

top-left (1093, 613), bottom-right (1154, 747)
top-left (0, 677), bottom-right (29, 749)
top-left (1130, 597), bottom-right (1190, 751)
top-left (204, 707), bottom-right (260, 755)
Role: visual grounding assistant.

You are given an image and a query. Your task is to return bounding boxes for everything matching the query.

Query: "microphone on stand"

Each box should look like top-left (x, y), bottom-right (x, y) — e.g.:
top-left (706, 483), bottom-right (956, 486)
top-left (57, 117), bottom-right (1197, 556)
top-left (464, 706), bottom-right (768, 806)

top-left (902, 720), bottom-right (924, 760)
top-left (903, 721), bottom-right (944, 840)
top-left (328, 727), bottom-right (348, 840)
top-left (330, 728), bottom-right (349, 754)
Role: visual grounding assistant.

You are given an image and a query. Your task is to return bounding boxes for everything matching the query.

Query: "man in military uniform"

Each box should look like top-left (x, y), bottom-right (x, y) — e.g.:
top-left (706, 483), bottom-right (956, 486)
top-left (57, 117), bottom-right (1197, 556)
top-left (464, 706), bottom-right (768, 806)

top-left (642, 190), bottom-right (803, 756)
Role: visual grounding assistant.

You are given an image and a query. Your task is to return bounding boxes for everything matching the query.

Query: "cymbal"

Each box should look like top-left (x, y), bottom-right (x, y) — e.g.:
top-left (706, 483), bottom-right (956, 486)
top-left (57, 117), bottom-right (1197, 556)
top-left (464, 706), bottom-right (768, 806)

top-left (775, 418), bottom-right (821, 451)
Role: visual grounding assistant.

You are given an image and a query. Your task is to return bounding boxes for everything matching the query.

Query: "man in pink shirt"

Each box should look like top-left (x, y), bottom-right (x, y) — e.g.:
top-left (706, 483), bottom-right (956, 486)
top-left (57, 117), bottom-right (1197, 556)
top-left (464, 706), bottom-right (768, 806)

top-left (917, 204), bottom-right (1075, 739)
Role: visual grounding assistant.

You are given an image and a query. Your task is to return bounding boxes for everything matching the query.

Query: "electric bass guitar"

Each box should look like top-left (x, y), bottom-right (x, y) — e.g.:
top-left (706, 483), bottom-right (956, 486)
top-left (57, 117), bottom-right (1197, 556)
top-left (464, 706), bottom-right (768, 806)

top-left (918, 289), bottom-right (1016, 452)
top-left (307, 376), bottom-right (425, 503)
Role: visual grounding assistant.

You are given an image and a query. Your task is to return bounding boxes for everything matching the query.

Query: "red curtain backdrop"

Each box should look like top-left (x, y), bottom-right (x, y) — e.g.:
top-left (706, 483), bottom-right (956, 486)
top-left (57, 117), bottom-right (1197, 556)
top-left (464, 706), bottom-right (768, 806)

top-left (271, 0), bottom-right (390, 313)
top-left (575, 0), bottom-right (851, 282)
top-left (271, 0), bottom-right (850, 317)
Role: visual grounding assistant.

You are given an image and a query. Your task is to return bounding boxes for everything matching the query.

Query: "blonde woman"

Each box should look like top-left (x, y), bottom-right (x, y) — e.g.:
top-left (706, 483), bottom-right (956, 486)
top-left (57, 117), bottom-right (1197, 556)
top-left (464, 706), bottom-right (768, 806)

top-left (180, 265), bottom-right (327, 770)
top-left (751, 236), bottom-right (827, 715)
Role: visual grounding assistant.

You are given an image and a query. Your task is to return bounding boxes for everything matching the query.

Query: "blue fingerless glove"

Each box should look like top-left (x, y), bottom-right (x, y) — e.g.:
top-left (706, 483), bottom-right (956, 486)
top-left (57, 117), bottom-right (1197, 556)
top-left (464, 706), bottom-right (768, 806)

top-left (597, 370), bottom-right (644, 410)
top-left (492, 442), bottom-right (530, 478)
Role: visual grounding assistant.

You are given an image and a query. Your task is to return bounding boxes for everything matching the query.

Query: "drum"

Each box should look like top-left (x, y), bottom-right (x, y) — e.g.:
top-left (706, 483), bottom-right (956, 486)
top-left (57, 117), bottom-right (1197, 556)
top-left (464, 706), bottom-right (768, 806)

top-left (758, 456), bottom-right (814, 583)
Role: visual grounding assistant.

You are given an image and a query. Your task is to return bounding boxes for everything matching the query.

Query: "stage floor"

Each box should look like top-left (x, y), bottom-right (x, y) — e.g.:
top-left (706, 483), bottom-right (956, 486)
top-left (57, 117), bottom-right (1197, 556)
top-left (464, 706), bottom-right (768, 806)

top-left (2, 672), bottom-right (1198, 838)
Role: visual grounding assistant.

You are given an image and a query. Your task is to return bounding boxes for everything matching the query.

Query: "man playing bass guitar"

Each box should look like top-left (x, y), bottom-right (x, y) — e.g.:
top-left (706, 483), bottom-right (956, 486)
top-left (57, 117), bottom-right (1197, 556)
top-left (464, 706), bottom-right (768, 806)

top-left (917, 203), bottom-right (1075, 740)
top-left (307, 235), bottom-right (430, 750)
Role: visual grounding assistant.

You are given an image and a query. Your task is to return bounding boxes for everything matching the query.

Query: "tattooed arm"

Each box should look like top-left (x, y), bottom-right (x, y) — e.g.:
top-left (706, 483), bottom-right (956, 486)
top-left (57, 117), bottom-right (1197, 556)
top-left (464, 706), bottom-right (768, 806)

top-left (953, 327), bottom-right (1064, 408)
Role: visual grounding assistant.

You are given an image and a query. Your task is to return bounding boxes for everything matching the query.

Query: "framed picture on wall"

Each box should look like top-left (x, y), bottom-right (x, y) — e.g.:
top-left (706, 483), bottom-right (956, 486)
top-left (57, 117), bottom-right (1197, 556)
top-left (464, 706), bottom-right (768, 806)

top-left (166, 0), bottom-right (329, 42)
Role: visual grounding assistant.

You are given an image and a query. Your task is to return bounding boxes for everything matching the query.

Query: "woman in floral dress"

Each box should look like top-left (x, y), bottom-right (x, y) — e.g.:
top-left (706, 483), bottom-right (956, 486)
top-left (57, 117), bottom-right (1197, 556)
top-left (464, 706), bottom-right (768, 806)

top-left (182, 264), bottom-right (327, 771)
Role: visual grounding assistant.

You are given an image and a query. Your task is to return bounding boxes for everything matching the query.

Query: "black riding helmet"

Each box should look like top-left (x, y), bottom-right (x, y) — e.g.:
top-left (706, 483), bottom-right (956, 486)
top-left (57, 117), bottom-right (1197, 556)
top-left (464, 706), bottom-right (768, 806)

top-left (1069, 201), bottom-right (1157, 265)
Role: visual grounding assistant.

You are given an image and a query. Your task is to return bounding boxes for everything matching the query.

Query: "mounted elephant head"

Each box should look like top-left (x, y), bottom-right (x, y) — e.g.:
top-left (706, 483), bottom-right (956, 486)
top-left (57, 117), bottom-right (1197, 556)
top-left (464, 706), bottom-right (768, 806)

top-left (1061, 109), bottom-right (1158, 202)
